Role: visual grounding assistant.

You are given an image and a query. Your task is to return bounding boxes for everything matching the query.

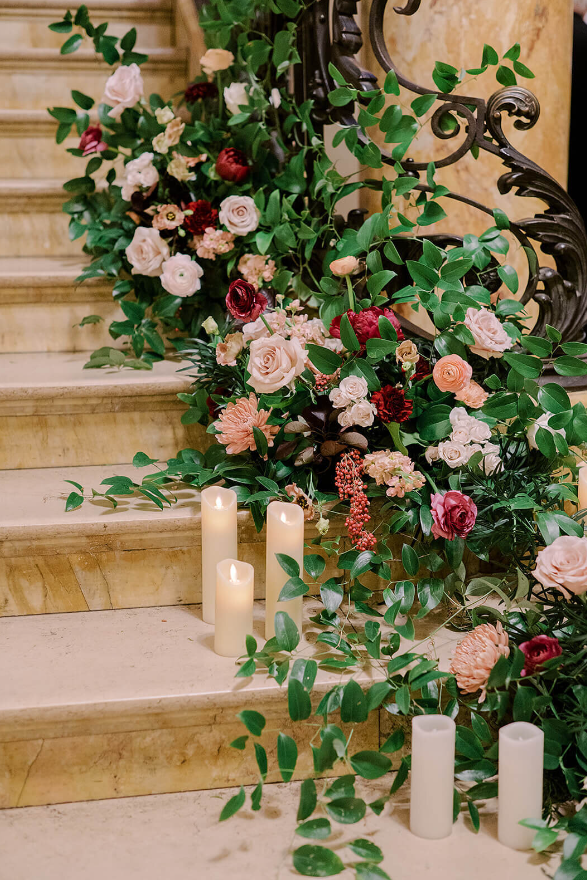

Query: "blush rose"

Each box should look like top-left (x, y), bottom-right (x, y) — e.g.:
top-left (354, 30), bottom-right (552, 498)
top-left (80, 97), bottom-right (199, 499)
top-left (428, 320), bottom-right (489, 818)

top-left (247, 335), bottom-right (306, 394)
top-left (532, 535), bottom-right (587, 596)
top-left (430, 490), bottom-right (477, 540)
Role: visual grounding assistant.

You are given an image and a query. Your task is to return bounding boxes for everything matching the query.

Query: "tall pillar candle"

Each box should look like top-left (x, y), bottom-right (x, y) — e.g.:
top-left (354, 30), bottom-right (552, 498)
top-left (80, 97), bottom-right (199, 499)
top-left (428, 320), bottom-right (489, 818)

top-left (498, 722), bottom-right (544, 850)
top-left (410, 715), bottom-right (456, 839)
top-left (578, 465), bottom-right (587, 515)
top-left (214, 559), bottom-right (254, 657)
top-left (265, 501), bottom-right (304, 640)
top-left (201, 486), bottom-right (238, 625)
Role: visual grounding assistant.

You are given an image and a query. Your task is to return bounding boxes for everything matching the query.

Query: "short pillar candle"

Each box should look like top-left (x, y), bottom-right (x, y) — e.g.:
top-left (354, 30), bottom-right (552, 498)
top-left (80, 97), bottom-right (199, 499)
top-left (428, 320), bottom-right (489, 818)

top-left (578, 465), bottom-right (587, 514)
top-left (214, 559), bottom-right (254, 657)
top-left (410, 714), bottom-right (456, 840)
top-left (498, 721), bottom-right (544, 850)
top-left (265, 501), bottom-right (304, 640)
top-left (201, 486), bottom-right (238, 625)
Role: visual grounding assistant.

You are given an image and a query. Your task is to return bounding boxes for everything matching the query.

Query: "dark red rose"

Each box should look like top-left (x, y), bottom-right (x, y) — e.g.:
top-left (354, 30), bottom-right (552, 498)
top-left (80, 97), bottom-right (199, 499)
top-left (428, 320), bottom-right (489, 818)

top-left (184, 82), bottom-right (218, 103)
top-left (519, 635), bottom-right (562, 677)
top-left (183, 200), bottom-right (218, 235)
top-left (371, 385), bottom-right (413, 423)
top-left (329, 307), bottom-right (404, 350)
top-left (226, 279), bottom-right (267, 322)
top-left (216, 147), bottom-right (250, 184)
top-left (413, 356), bottom-right (430, 382)
top-left (431, 491), bottom-right (477, 541)
top-left (79, 125), bottom-right (107, 157)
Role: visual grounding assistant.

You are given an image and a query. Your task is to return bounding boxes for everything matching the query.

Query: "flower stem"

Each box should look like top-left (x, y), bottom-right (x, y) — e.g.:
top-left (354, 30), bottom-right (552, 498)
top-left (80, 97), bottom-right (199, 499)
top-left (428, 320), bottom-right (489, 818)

top-left (260, 314), bottom-right (274, 335)
top-left (345, 275), bottom-right (356, 312)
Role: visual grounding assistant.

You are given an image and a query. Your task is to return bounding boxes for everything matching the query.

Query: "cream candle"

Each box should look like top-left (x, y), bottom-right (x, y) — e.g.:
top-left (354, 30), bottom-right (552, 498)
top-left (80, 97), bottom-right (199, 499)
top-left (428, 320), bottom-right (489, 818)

top-left (578, 465), bottom-right (587, 515)
top-left (498, 721), bottom-right (544, 850)
top-left (265, 501), bottom-right (304, 640)
top-left (214, 559), bottom-right (254, 657)
top-left (201, 486), bottom-right (238, 625)
top-left (410, 715), bottom-right (456, 839)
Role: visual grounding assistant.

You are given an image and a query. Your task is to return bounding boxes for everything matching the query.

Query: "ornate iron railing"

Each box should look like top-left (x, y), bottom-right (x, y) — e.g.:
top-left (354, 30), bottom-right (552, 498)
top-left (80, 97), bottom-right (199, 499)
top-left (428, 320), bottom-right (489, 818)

top-left (297, 0), bottom-right (587, 346)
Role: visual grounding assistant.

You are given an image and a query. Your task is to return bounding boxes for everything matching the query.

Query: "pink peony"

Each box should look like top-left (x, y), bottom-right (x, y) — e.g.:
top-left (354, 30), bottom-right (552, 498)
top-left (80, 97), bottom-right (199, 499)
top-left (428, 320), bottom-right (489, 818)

top-left (329, 307), bottom-right (404, 349)
top-left (519, 635), bottom-right (562, 677)
top-left (430, 490), bottom-right (477, 541)
top-left (215, 393), bottom-right (279, 456)
top-left (532, 536), bottom-right (587, 596)
top-left (450, 622), bottom-right (510, 701)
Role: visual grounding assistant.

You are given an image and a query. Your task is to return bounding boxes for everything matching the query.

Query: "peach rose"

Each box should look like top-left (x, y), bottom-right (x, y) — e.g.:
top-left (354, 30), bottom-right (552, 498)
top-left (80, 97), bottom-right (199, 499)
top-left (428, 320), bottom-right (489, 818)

top-left (102, 63), bottom-right (143, 120)
top-left (125, 227), bottom-right (170, 277)
top-left (450, 622), bottom-right (510, 702)
top-left (433, 354), bottom-right (473, 393)
top-left (247, 335), bottom-right (306, 394)
top-left (455, 380), bottom-right (488, 409)
top-left (533, 536), bottom-right (587, 596)
top-left (330, 256), bottom-right (359, 276)
top-left (216, 332), bottom-right (244, 366)
top-left (464, 307), bottom-right (514, 360)
top-left (200, 48), bottom-right (234, 75)
top-left (395, 340), bottom-right (420, 365)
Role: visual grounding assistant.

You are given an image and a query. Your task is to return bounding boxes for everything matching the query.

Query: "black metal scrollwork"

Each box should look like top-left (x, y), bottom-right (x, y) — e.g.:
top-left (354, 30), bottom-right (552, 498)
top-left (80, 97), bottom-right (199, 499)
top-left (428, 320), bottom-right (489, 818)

top-left (303, 0), bottom-right (587, 343)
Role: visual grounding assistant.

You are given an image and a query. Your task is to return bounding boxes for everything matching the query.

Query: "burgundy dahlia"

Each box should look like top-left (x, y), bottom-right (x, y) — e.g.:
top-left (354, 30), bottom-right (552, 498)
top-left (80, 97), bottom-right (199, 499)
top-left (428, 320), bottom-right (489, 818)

top-left (519, 635), bottom-right (562, 677)
top-left (413, 356), bottom-right (431, 382)
top-left (329, 306), bottom-right (404, 349)
top-left (78, 125), bottom-right (107, 157)
top-left (183, 200), bottom-right (218, 236)
top-left (216, 147), bottom-right (250, 184)
top-left (226, 279), bottom-right (267, 322)
top-left (371, 385), bottom-right (413, 423)
top-left (184, 81), bottom-right (218, 104)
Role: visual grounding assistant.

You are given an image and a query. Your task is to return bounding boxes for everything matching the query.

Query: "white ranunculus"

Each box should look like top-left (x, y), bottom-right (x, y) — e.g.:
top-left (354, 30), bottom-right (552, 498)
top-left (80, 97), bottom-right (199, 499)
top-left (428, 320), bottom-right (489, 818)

top-left (527, 413), bottom-right (567, 450)
top-left (125, 227), bottom-right (170, 277)
top-left (102, 63), bottom-right (144, 120)
top-left (224, 82), bottom-right (249, 115)
top-left (219, 195), bottom-right (261, 236)
top-left (125, 152), bottom-right (159, 188)
top-left (155, 106), bottom-right (174, 125)
top-left (160, 253), bottom-right (203, 297)
top-left (200, 48), bottom-right (234, 75)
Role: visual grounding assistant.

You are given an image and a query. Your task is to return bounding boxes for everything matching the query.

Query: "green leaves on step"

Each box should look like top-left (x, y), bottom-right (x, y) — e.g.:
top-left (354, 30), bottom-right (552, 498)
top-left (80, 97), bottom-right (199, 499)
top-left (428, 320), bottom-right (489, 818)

top-left (293, 845), bottom-right (344, 876)
top-left (237, 710), bottom-right (266, 737)
top-left (219, 786), bottom-right (245, 822)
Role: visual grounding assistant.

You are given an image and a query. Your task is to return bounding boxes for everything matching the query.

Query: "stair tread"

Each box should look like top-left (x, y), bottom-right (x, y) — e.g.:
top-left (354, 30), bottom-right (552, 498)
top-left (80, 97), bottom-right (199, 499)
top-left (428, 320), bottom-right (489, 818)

top-left (0, 255), bottom-right (110, 286)
top-left (0, 784), bottom-right (552, 880)
top-left (0, 46), bottom-right (183, 62)
top-left (1, 0), bottom-right (172, 9)
top-left (0, 601), bottom-right (400, 720)
top-left (0, 462), bottom-right (201, 538)
top-left (0, 351), bottom-right (192, 398)
top-left (0, 178), bottom-right (71, 195)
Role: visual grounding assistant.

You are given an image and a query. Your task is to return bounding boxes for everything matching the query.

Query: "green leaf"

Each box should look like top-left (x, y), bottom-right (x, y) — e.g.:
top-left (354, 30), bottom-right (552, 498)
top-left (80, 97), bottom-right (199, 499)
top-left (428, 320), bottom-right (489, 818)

top-left (355, 865), bottom-right (391, 880)
top-left (304, 554), bottom-right (326, 579)
top-left (297, 779), bottom-right (317, 821)
top-left (411, 94), bottom-right (437, 117)
top-left (320, 579), bottom-right (344, 613)
top-left (350, 750), bottom-right (392, 779)
top-left (132, 451), bottom-right (158, 467)
top-left (278, 577), bottom-right (308, 602)
top-left (71, 89), bottom-right (94, 110)
top-left (65, 491), bottom-right (84, 511)
top-left (253, 425), bottom-right (269, 457)
top-left (61, 33), bottom-right (83, 54)
top-left (347, 840), bottom-right (383, 863)
top-left (497, 264), bottom-right (519, 293)
top-left (306, 343), bottom-right (343, 374)
top-left (288, 677), bottom-right (312, 721)
top-left (466, 782), bottom-right (498, 801)
top-left (538, 383), bottom-right (571, 414)
top-left (350, 550), bottom-right (374, 579)
top-left (251, 779), bottom-right (263, 811)
top-left (380, 729), bottom-right (405, 754)
top-left (254, 742), bottom-right (268, 779)
top-left (296, 818), bottom-right (332, 839)
top-left (467, 799), bottom-right (480, 832)
top-left (276, 553), bottom-right (300, 578)
top-left (395, 684), bottom-right (411, 714)
top-left (553, 356), bottom-right (587, 377)
top-left (237, 710), bottom-right (266, 737)
top-left (401, 543), bottom-right (419, 577)
top-left (513, 685), bottom-right (535, 723)
top-left (120, 27), bottom-right (137, 51)
top-left (49, 20), bottom-right (73, 33)
top-left (406, 260), bottom-right (438, 290)
top-left (274, 611), bottom-right (300, 652)
top-left (293, 845), bottom-right (344, 876)
top-left (456, 727), bottom-right (484, 760)
top-left (384, 70), bottom-right (400, 95)
top-left (503, 352), bottom-right (542, 379)
top-left (339, 313), bottom-right (360, 352)
top-left (560, 341), bottom-right (587, 356)
top-left (496, 65), bottom-right (517, 87)
top-left (229, 736), bottom-right (248, 750)
top-left (219, 786), bottom-right (245, 821)
top-left (326, 797), bottom-right (366, 825)
top-left (365, 337), bottom-right (397, 361)
top-left (417, 577), bottom-right (444, 614)
top-left (340, 680), bottom-right (368, 723)
top-left (277, 732), bottom-right (298, 782)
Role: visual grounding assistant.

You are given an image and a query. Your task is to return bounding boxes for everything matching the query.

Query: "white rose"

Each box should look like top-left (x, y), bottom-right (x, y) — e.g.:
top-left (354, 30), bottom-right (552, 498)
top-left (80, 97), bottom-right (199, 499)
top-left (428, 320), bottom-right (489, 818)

top-left (247, 335), bottom-right (306, 394)
top-left (160, 253), bottom-right (203, 297)
top-left (125, 227), bottom-right (170, 277)
top-left (527, 413), bottom-right (567, 451)
top-left (438, 440), bottom-right (475, 468)
top-left (155, 106), bottom-right (174, 124)
top-left (339, 375), bottom-right (369, 402)
top-left (219, 195), bottom-right (260, 236)
top-left (323, 336), bottom-right (344, 353)
top-left (200, 48), bottom-right (234, 75)
top-left (224, 82), bottom-right (249, 115)
top-left (347, 401), bottom-right (376, 428)
top-left (125, 152), bottom-right (159, 188)
top-left (269, 87), bottom-right (281, 108)
top-left (425, 446), bottom-right (439, 464)
top-left (338, 408), bottom-right (353, 428)
top-left (481, 443), bottom-right (502, 475)
top-left (102, 63), bottom-right (144, 120)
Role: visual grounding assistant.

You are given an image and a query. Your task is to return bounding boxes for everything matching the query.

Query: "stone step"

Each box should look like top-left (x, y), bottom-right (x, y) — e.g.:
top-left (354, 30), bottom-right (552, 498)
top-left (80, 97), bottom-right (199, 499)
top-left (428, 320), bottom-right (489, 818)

top-left (0, 783), bottom-right (554, 879)
top-left (0, 463), bottom-right (343, 616)
top-left (0, 47), bottom-right (187, 109)
top-left (0, 256), bottom-right (118, 352)
top-left (0, 110), bottom-right (99, 179)
top-left (0, 178), bottom-right (81, 258)
top-left (0, 351), bottom-right (208, 469)
top-left (0, 601), bottom-right (394, 808)
top-left (0, 0), bottom-right (174, 50)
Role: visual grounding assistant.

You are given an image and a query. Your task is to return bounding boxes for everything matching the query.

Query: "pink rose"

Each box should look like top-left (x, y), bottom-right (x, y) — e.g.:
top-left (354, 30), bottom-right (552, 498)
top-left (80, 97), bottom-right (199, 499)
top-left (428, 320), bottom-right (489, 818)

top-left (464, 307), bottom-right (514, 360)
top-left (519, 635), bottom-right (562, 677)
top-left (102, 63), bottom-right (144, 120)
top-left (430, 490), bottom-right (477, 541)
top-left (532, 536), bottom-right (587, 596)
top-left (247, 335), bottom-right (306, 394)
top-left (79, 125), bottom-right (107, 156)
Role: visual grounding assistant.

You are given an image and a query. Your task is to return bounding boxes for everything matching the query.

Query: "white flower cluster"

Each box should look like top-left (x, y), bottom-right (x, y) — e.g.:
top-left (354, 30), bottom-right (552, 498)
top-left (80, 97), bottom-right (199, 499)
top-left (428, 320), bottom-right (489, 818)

top-left (426, 407), bottom-right (502, 474)
top-left (120, 151), bottom-right (159, 202)
top-left (329, 376), bottom-right (376, 428)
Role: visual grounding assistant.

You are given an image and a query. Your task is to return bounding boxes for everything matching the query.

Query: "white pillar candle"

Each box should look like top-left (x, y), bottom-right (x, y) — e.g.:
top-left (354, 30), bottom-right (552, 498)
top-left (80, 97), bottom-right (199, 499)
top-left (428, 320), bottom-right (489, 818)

top-left (410, 714), bottom-right (456, 839)
top-left (201, 486), bottom-right (238, 625)
top-left (498, 721), bottom-right (544, 850)
top-left (214, 559), bottom-right (254, 657)
top-left (265, 501), bottom-right (304, 640)
top-left (578, 465), bottom-right (587, 514)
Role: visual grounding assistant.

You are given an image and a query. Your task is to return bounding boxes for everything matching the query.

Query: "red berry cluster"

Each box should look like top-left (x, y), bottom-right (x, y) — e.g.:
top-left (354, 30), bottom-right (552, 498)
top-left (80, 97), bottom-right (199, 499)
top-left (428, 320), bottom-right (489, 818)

top-left (335, 449), bottom-right (376, 552)
top-left (314, 369), bottom-right (340, 393)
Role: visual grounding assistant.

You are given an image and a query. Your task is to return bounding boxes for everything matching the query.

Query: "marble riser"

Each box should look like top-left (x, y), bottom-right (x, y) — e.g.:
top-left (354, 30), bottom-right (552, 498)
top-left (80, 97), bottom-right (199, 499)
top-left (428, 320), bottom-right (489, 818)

top-left (0, 209), bottom-right (83, 258)
top-left (0, 130), bottom-right (105, 179)
top-left (0, 57), bottom-right (187, 109)
top-left (0, 17), bottom-right (173, 50)
top-left (0, 299), bottom-right (119, 353)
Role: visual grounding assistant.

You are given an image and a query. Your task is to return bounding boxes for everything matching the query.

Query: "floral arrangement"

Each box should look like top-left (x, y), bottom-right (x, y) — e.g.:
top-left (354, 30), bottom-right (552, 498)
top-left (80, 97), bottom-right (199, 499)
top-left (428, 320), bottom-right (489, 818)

top-left (55, 5), bottom-right (587, 876)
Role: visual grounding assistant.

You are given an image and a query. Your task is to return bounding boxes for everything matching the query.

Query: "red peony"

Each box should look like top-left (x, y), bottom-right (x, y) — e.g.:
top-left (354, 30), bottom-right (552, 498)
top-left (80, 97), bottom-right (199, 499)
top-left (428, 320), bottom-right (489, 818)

top-left (226, 279), bottom-right (267, 322)
top-left (430, 490), bottom-right (477, 541)
top-left (329, 307), bottom-right (404, 350)
top-left (183, 200), bottom-right (218, 235)
top-left (216, 147), bottom-right (250, 184)
top-left (371, 385), bottom-right (413, 423)
top-left (79, 125), bottom-right (107, 157)
top-left (184, 82), bottom-right (218, 103)
top-left (519, 635), bottom-right (562, 677)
